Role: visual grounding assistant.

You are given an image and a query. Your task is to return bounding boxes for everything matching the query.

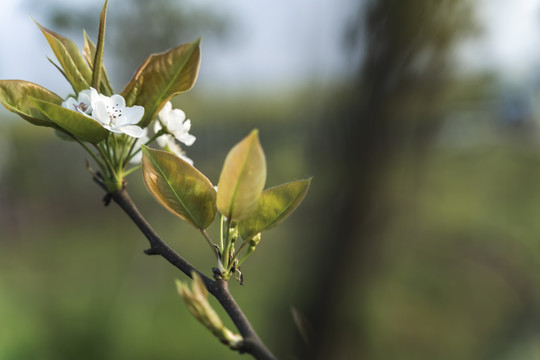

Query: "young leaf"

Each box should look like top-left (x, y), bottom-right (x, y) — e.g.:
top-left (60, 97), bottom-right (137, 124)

top-left (217, 130), bottom-right (266, 220)
top-left (83, 31), bottom-right (113, 95)
top-left (47, 57), bottom-right (69, 83)
top-left (239, 178), bottom-right (311, 240)
top-left (142, 146), bottom-right (216, 229)
top-left (35, 20), bottom-right (92, 93)
top-left (121, 39), bottom-right (201, 127)
top-left (91, 0), bottom-right (108, 91)
top-left (30, 98), bottom-right (107, 144)
top-left (0, 80), bottom-right (62, 128)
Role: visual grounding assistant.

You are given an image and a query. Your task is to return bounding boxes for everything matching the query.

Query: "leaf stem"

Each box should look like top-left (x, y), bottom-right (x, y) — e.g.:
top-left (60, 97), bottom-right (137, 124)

top-left (222, 216), bottom-right (232, 269)
top-left (219, 215), bottom-right (225, 251)
top-left (72, 135), bottom-right (105, 170)
top-left (237, 248), bottom-right (253, 268)
top-left (200, 229), bottom-right (219, 259)
top-left (122, 165), bottom-right (141, 177)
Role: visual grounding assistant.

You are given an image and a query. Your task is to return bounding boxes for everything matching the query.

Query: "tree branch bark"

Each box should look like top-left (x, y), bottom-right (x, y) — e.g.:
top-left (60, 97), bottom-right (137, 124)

top-left (110, 188), bottom-right (277, 360)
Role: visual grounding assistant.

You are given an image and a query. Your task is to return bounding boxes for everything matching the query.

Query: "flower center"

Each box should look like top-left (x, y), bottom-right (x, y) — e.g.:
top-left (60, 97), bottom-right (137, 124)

top-left (107, 103), bottom-right (123, 124)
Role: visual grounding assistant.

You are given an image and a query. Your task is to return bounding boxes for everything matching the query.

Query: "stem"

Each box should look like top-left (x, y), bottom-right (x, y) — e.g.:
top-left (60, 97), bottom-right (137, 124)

top-left (146, 129), bottom-right (166, 145)
top-left (124, 137), bottom-right (139, 166)
top-left (118, 135), bottom-right (131, 166)
top-left (96, 142), bottom-right (116, 177)
top-left (237, 252), bottom-right (251, 268)
top-left (111, 133), bottom-right (120, 167)
top-left (200, 229), bottom-right (219, 259)
top-left (122, 165), bottom-right (141, 177)
top-left (105, 133), bottom-right (113, 165)
top-left (229, 240), bottom-right (249, 272)
top-left (219, 215), bottom-right (225, 250)
top-left (72, 136), bottom-right (106, 170)
top-left (222, 217), bottom-right (232, 269)
top-left (125, 130), bottom-right (165, 165)
top-left (109, 188), bottom-right (277, 360)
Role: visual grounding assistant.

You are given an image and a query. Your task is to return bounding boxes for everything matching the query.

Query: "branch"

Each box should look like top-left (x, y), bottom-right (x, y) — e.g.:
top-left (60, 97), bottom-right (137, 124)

top-left (109, 187), bottom-right (277, 360)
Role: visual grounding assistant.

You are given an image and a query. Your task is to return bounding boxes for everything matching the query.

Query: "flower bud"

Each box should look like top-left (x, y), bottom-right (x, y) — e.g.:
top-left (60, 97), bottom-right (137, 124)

top-left (176, 273), bottom-right (243, 349)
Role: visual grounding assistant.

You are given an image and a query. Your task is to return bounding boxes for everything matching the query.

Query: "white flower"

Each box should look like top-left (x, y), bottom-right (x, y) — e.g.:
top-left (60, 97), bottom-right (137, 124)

top-left (61, 88), bottom-right (94, 115)
top-left (129, 128), bottom-right (149, 164)
top-left (91, 93), bottom-right (145, 138)
top-left (157, 101), bottom-right (196, 146)
top-left (157, 133), bottom-right (194, 165)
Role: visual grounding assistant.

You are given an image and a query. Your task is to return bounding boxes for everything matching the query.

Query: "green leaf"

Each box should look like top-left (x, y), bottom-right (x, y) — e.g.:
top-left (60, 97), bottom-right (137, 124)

top-left (121, 39), bottom-right (201, 127)
top-left (30, 98), bottom-right (107, 144)
top-left (217, 130), bottom-right (267, 220)
top-left (35, 20), bottom-right (92, 93)
top-left (47, 57), bottom-right (69, 83)
top-left (82, 30), bottom-right (113, 95)
top-left (142, 146), bottom-right (217, 229)
top-left (239, 178), bottom-right (311, 240)
top-left (0, 80), bottom-right (62, 128)
top-left (92, 0), bottom-right (107, 91)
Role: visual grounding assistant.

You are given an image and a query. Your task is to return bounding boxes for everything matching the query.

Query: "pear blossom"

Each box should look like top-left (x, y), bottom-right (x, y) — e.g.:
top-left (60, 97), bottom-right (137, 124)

top-left (157, 133), bottom-right (194, 165)
top-left (91, 93), bottom-right (145, 138)
top-left (61, 88), bottom-right (94, 115)
top-left (156, 101), bottom-right (196, 146)
top-left (129, 128), bottom-right (149, 164)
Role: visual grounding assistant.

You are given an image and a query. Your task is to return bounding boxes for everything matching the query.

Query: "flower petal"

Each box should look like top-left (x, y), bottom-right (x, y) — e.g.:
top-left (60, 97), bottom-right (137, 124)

top-left (93, 101), bottom-right (110, 125)
top-left (110, 94), bottom-right (126, 109)
top-left (167, 109), bottom-right (186, 131)
top-left (103, 124), bottom-right (122, 133)
top-left (183, 119), bottom-right (192, 132)
top-left (158, 102), bottom-right (172, 126)
top-left (156, 133), bottom-right (170, 148)
top-left (161, 101), bottom-right (173, 115)
top-left (123, 105), bottom-right (144, 125)
top-left (178, 133), bottom-right (196, 146)
top-left (129, 151), bottom-right (143, 164)
top-left (154, 120), bottom-right (163, 134)
top-left (90, 88), bottom-right (105, 109)
top-left (119, 124), bottom-right (145, 138)
top-left (62, 97), bottom-right (78, 111)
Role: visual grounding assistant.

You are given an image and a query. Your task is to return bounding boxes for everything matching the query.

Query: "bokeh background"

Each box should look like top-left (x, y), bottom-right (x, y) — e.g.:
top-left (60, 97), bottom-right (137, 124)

top-left (1, 0), bottom-right (540, 359)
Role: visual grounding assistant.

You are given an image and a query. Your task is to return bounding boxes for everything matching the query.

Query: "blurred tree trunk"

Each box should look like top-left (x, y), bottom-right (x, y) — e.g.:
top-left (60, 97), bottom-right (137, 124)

top-left (300, 1), bottom-right (476, 358)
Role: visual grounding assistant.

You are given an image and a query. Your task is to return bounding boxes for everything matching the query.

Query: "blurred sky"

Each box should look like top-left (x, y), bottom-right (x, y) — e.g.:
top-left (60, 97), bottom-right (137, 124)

top-left (458, 0), bottom-right (540, 82)
top-left (0, 0), bottom-right (358, 95)
top-left (0, 0), bottom-right (540, 95)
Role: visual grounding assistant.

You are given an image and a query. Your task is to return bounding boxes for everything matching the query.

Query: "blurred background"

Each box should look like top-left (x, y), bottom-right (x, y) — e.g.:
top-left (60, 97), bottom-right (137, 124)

top-left (1, 0), bottom-right (540, 359)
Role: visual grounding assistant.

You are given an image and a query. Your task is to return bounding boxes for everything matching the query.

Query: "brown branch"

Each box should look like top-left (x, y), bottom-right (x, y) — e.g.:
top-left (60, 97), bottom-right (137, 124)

top-left (109, 188), bottom-right (277, 360)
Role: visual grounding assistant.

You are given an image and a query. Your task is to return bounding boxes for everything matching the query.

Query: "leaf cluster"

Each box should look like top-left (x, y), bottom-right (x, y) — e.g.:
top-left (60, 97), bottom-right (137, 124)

top-left (0, 0), bottom-right (201, 192)
top-left (0, 2), bottom-right (310, 356)
top-left (0, 0), bottom-right (310, 289)
top-left (142, 130), bottom-right (311, 278)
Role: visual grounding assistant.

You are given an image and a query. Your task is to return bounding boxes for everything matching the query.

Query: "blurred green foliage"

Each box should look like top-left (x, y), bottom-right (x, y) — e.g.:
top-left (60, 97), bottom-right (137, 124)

top-left (2, 79), bottom-right (540, 358)
top-left (2, 0), bottom-right (540, 359)
top-left (0, 90), bottom-right (314, 359)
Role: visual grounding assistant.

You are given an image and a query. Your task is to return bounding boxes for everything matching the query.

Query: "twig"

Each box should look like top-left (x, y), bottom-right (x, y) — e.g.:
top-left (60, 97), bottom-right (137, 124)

top-left (109, 188), bottom-right (277, 360)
